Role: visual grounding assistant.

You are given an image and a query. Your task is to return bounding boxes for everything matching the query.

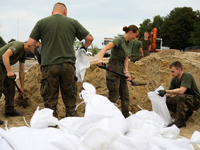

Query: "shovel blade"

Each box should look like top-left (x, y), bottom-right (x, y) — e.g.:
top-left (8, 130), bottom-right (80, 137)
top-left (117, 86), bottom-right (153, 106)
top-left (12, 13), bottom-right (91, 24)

top-left (17, 96), bottom-right (29, 108)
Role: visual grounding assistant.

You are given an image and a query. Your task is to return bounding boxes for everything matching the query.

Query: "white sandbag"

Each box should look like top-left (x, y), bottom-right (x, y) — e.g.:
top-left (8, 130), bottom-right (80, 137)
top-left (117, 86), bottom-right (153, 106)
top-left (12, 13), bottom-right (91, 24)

top-left (151, 136), bottom-right (194, 150)
top-left (30, 106), bottom-right (59, 129)
top-left (75, 49), bottom-right (90, 82)
top-left (78, 122), bottom-right (119, 150)
top-left (159, 125), bottom-right (180, 139)
top-left (58, 117), bottom-right (84, 137)
top-left (76, 82), bottom-right (129, 136)
top-left (110, 131), bottom-right (161, 150)
top-left (190, 130), bottom-right (200, 149)
top-left (148, 85), bottom-right (173, 125)
top-left (126, 110), bottom-right (165, 131)
top-left (0, 129), bottom-right (13, 150)
top-left (0, 127), bottom-right (79, 150)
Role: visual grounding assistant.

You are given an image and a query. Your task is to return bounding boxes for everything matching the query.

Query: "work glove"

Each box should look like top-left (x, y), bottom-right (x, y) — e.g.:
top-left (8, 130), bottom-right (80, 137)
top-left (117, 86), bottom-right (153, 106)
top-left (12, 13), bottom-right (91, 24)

top-left (79, 45), bottom-right (87, 53)
top-left (158, 90), bottom-right (166, 97)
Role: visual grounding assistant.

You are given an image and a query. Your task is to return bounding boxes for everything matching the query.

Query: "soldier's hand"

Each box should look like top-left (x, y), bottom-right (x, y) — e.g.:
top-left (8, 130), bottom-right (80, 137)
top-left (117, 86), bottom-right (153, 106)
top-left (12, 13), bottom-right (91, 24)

top-left (7, 71), bottom-right (16, 79)
top-left (78, 46), bottom-right (87, 53)
top-left (158, 90), bottom-right (166, 97)
top-left (125, 73), bottom-right (131, 81)
top-left (97, 61), bottom-right (104, 66)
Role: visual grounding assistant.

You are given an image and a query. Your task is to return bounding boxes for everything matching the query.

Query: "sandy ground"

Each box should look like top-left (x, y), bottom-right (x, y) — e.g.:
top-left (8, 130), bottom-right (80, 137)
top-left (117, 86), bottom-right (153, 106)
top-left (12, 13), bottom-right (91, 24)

top-left (0, 49), bottom-right (200, 149)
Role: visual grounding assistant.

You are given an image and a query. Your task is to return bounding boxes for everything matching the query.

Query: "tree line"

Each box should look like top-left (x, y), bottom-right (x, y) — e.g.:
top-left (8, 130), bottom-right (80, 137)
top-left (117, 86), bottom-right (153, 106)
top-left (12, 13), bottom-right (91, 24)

top-left (139, 7), bottom-right (200, 51)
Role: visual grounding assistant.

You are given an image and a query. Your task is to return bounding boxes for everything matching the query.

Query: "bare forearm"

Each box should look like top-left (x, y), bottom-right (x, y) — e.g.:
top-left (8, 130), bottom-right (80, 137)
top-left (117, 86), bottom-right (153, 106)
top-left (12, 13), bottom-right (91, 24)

top-left (166, 87), bottom-right (186, 95)
top-left (19, 62), bottom-right (25, 89)
top-left (124, 56), bottom-right (129, 72)
top-left (19, 70), bottom-right (25, 89)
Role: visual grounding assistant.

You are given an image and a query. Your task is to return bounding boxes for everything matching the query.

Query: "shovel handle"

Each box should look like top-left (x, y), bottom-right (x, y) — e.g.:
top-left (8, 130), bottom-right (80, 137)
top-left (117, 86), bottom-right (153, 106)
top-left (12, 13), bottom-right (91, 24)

top-left (97, 63), bottom-right (147, 86)
top-left (9, 76), bottom-right (22, 94)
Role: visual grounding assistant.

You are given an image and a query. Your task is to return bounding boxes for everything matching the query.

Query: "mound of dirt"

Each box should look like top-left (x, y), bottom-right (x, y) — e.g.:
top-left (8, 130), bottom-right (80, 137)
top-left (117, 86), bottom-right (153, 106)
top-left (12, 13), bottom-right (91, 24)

top-left (1, 49), bottom-right (200, 144)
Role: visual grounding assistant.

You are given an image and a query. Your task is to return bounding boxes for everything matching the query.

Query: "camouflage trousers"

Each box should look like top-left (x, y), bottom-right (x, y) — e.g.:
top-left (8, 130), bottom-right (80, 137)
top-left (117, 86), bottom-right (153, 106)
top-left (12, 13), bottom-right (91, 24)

top-left (130, 56), bottom-right (141, 63)
top-left (0, 64), bottom-right (15, 113)
top-left (167, 94), bottom-right (200, 120)
top-left (40, 62), bottom-right (77, 118)
top-left (106, 59), bottom-right (129, 118)
top-left (143, 50), bottom-right (149, 57)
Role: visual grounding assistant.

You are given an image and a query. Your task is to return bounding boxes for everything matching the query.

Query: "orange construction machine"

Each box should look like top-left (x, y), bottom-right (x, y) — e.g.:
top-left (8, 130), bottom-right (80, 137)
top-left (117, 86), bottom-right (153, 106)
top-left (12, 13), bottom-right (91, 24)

top-left (149, 28), bottom-right (162, 52)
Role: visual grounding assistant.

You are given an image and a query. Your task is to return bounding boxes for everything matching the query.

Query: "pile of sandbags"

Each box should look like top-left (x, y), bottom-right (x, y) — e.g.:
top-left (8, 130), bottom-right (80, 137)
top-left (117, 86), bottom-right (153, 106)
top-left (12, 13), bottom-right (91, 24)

top-left (0, 82), bottom-right (198, 150)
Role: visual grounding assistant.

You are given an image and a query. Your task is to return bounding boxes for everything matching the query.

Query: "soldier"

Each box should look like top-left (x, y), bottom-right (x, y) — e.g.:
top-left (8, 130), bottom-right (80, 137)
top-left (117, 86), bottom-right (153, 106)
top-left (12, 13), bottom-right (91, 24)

top-left (97, 25), bottom-right (139, 118)
top-left (130, 34), bottom-right (143, 62)
top-left (139, 32), bottom-right (151, 57)
top-left (158, 61), bottom-right (200, 128)
top-left (0, 41), bottom-right (30, 125)
top-left (27, 2), bottom-right (93, 118)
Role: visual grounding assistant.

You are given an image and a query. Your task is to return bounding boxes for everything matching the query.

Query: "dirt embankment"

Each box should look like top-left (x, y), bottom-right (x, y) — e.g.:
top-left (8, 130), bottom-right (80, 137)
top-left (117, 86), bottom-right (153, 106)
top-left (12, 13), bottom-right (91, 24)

top-left (0, 49), bottom-right (200, 142)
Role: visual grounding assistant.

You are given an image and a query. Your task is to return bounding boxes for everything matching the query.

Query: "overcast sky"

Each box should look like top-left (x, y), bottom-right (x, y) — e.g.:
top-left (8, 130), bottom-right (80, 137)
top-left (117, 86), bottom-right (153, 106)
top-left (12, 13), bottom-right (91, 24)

top-left (0, 0), bottom-right (200, 48)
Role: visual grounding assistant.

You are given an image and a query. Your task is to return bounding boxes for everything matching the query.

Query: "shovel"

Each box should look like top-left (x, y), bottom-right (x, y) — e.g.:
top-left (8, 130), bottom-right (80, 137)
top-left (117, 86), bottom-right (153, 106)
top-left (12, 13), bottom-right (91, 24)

top-left (10, 76), bottom-right (29, 108)
top-left (97, 63), bottom-right (147, 86)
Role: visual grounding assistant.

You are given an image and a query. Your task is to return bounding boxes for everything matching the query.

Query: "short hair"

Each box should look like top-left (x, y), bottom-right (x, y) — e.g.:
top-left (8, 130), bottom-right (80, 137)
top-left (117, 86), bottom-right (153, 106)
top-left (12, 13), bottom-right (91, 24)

top-left (169, 61), bottom-right (183, 70)
top-left (53, 2), bottom-right (67, 10)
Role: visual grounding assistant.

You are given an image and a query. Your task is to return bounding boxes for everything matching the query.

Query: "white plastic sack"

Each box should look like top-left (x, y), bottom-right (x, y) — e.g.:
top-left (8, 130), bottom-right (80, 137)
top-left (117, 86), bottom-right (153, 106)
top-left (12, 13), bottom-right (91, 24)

top-left (75, 49), bottom-right (90, 82)
top-left (0, 131), bottom-right (13, 150)
top-left (111, 130), bottom-right (161, 150)
top-left (159, 125), bottom-right (180, 139)
top-left (126, 110), bottom-right (166, 131)
top-left (78, 82), bottom-right (129, 134)
top-left (148, 85), bottom-right (173, 125)
top-left (0, 127), bottom-right (79, 150)
top-left (30, 106), bottom-right (59, 129)
top-left (190, 130), bottom-right (200, 149)
top-left (74, 82), bottom-right (129, 149)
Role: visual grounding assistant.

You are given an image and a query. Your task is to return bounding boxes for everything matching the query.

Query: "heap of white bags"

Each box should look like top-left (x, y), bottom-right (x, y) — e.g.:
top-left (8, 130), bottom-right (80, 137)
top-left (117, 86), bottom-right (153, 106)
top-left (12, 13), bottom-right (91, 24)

top-left (0, 82), bottom-right (199, 150)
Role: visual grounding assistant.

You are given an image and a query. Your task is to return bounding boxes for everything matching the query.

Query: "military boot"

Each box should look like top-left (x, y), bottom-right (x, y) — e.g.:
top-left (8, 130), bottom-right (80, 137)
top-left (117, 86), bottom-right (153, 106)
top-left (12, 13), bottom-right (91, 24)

top-left (185, 110), bottom-right (193, 121)
top-left (0, 120), bottom-right (3, 125)
top-left (167, 119), bottom-right (186, 128)
top-left (4, 110), bottom-right (23, 117)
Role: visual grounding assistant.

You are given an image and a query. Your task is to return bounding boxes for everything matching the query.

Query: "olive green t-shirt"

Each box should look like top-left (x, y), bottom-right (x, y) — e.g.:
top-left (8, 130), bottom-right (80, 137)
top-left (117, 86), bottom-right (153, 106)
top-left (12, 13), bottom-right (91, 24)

top-left (130, 39), bottom-right (143, 57)
top-left (29, 14), bottom-right (89, 66)
top-left (139, 38), bottom-right (151, 51)
top-left (169, 72), bottom-right (200, 99)
top-left (110, 36), bottom-right (130, 60)
top-left (0, 41), bottom-right (26, 65)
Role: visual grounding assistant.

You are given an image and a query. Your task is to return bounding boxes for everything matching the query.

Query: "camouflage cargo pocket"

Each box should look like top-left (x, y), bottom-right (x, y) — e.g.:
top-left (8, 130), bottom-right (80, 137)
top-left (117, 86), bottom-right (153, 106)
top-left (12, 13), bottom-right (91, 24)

top-left (40, 77), bottom-right (49, 98)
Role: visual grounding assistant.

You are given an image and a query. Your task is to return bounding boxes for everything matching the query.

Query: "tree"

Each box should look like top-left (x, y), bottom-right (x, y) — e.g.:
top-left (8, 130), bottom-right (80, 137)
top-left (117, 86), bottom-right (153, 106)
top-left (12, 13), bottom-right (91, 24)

top-left (189, 10), bottom-right (200, 47)
top-left (139, 19), bottom-right (152, 38)
top-left (151, 15), bottom-right (164, 38)
top-left (160, 7), bottom-right (197, 50)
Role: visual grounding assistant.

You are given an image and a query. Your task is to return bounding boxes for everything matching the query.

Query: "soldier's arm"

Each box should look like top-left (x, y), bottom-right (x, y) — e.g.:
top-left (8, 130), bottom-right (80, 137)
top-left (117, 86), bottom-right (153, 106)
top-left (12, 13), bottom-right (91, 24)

top-left (18, 62), bottom-right (25, 95)
top-left (166, 87), bottom-right (187, 95)
top-left (27, 38), bottom-right (38, 54)
top-left (83, 33), bottom-right (94, 48)
top-left (2, 49), bottom-right (16, 78)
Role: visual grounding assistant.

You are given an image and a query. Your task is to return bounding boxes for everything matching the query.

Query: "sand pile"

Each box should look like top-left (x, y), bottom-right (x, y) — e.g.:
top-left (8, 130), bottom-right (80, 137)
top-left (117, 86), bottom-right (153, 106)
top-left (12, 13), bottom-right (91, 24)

top-left (0, 49), bottom-right (200, 142)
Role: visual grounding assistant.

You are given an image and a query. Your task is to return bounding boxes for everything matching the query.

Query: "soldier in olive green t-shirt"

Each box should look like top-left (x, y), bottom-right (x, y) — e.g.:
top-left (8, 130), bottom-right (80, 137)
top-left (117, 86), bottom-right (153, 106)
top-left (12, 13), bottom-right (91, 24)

top-left (97, 25), bottom-right (139, 118)
top-left (27, 2), bottom-right (93, 118)
top-left (130, 35), bottom-right (144, 62)
top-left (0, 41), bottom-right (31, 125)
top-left (139, 32), bottom-right (151, 57)
top-left (158, 61), bottom-right (200, 128)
